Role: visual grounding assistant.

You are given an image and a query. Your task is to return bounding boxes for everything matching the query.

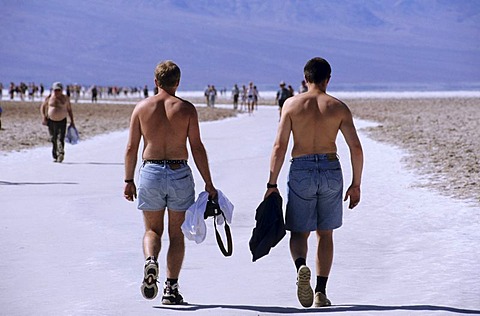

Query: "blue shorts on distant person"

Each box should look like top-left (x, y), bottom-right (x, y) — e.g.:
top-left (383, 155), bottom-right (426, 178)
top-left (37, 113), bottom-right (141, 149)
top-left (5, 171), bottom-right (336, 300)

top-left (286, 154), bottom-right (343, 232)
top-left (137, 160), bottom-right (195, 211)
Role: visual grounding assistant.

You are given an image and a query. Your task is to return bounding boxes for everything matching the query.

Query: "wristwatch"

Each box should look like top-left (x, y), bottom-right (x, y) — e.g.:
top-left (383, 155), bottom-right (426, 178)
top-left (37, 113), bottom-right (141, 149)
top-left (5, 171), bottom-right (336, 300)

top-left (267, 183), bottom-right (277, 189)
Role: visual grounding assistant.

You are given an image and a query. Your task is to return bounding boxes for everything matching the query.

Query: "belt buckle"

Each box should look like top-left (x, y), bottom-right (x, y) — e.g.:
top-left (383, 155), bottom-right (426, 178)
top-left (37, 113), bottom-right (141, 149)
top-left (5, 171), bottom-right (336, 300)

top-left (327, 153), bottom-right (337, 161)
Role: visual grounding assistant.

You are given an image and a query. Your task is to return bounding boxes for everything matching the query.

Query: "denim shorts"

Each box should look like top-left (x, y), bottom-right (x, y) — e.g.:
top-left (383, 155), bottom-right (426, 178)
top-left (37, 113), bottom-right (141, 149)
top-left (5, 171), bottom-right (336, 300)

top-left (137, 162), bottom-right (195, 211)
top-left (286, 154), bottom-right (343, 232)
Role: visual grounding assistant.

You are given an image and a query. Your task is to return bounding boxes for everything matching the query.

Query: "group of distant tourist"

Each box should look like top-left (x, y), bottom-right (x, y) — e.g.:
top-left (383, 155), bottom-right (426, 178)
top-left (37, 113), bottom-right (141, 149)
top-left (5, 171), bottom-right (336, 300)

top-left (229, 79), bottom-right (308, 116)
top-left (230, 81), bottom-right (260, 113)
top-left (1, 81), bottom-right (149, 103)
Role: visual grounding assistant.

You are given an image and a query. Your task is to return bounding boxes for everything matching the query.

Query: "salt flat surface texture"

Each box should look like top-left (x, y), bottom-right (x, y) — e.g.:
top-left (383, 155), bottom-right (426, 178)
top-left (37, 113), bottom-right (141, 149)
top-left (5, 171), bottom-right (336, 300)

top-left (1, 105), bottom-right (479, 315)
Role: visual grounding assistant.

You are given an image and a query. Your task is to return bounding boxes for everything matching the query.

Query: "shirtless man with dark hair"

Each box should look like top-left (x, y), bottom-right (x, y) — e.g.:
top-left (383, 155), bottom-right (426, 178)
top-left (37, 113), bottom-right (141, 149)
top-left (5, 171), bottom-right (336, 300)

top-left (40, 82), bottom-right (75, 162)
top-left (265, 57), bottom-right (363, 307)
top-left (124, 60), bottom-right (217, 305)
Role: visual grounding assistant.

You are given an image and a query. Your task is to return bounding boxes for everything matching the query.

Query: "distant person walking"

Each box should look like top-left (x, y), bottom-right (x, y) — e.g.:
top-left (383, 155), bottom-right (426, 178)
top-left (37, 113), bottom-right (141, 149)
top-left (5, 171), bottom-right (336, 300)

top-left (204, 85), bottom-right (210, 107)
top-left (9, 82), bottom-right (15, 100)
top-left (298, 80), bottom-right (308, 93)
top-left (40, 82), bottom-right (75, 163)
top-left (240, 85), bottom-right (247, 111)
top-left (232, 84), bottom-right (239, 110)
top-left (143, 85), bottom-right (149, 98)
top-left (275, 81), bottom-right (290, 118)
top-left (264, 57), bottom-right (363, 308)
top-left (124, 60), bottom-right (217, 305)
top-left (288, 85), bottom-right (295, 97)
top-left (91, 85), bottom-right (98, 103)
top-left (0, 105), bottom-right (3, 130)
top-left (208, 85), bottom-right (217, 108)
top-left (246, 82), bottom-right (256, 114)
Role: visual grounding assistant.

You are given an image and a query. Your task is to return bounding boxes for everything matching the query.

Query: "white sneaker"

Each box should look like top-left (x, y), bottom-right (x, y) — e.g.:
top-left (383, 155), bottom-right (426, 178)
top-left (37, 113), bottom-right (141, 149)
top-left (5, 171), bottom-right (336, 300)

top-left (296, 265), bottom-right (314, 307)
top-left (141, 257), bottom-right (159, 300)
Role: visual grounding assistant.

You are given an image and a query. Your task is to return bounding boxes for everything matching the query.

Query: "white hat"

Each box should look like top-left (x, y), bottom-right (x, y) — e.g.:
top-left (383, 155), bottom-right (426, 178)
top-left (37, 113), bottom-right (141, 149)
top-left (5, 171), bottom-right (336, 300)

top-left (279, 81), bottom-right (286, 86)
top-left (52, 82), bottom-right (63, 90)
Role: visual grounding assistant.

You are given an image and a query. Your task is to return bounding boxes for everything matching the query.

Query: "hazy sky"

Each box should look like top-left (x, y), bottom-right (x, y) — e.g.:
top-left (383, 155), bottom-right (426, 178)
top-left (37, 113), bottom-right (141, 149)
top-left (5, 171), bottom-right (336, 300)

top-left (1, 0), bottom-right (479, 90)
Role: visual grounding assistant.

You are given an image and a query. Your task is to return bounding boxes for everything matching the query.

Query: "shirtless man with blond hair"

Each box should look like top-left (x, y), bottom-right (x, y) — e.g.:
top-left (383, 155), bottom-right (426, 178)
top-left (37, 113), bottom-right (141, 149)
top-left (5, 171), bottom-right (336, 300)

top-left (265, 57), bottom-right (363, 308)
top-left (124, 60), bottom-right (217, 305)
top-left (40, 82), bottom-right (75, 162)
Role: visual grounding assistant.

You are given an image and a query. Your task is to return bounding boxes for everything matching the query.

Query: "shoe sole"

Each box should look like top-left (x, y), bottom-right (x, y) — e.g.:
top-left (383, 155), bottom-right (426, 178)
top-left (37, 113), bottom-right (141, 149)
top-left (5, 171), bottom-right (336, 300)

top-left (141, 263), bottom-right (159, 300)
top-left (161, 297), bottom-right (184, 305)
top-left (297, 265), bottom-right (314, 307)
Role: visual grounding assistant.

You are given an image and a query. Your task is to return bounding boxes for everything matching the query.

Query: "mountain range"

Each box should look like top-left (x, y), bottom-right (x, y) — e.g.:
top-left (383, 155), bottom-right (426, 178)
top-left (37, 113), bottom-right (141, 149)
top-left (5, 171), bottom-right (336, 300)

top-left (1, 0), bottom-right (479, 90)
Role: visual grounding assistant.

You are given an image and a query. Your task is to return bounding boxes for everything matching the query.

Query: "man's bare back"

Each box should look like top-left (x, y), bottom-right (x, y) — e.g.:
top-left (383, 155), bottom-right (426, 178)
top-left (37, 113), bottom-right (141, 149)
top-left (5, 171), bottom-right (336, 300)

top-left (133, 90), bottom-right (194, 160)
top-left (267, 72), bottom-right (362, 208)
top-left (124, 68), bottom-right (215, 199)
top-left (282, 90), bottom-right (348, 158)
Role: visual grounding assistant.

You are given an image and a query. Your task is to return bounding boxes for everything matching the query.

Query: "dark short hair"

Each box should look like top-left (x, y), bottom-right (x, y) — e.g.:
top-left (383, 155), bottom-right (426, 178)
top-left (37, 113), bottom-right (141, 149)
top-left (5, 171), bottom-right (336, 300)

top-left (304, 57), bottom-right (331, 84)
top-left (154, 60), bottom-right (181, 88)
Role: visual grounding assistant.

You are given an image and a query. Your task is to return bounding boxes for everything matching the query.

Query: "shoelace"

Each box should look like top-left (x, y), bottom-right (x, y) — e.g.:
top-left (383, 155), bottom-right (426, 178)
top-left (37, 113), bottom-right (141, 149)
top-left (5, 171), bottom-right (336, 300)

top-left (164, 284), bottom-right (180, 296)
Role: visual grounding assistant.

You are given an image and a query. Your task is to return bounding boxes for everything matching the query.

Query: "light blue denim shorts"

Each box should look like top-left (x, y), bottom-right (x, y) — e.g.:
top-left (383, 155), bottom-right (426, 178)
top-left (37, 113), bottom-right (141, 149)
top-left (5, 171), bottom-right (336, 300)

top-left (286, 154), bottom-right (343, 232)
top-left (137, 161), bottom-right (195, 211)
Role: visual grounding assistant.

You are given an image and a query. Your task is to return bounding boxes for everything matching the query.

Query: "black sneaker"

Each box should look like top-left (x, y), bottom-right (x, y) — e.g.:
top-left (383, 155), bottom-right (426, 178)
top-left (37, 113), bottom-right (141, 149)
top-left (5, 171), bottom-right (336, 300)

top-left (141, 257), bottom-right (159, 300)
top-left (161, 281), bottom-right (184, 305)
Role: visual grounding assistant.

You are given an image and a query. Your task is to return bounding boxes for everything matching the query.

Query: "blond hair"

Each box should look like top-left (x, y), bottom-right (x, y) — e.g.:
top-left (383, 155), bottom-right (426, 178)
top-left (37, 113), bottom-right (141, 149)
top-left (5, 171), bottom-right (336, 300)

top-left (154, 60), bottom-right (181, 89)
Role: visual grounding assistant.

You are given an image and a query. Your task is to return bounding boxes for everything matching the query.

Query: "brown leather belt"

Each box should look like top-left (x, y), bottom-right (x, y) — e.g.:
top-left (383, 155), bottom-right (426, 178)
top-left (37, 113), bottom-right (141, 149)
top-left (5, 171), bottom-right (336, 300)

top-left (325, 153), bottom-right (338, 161)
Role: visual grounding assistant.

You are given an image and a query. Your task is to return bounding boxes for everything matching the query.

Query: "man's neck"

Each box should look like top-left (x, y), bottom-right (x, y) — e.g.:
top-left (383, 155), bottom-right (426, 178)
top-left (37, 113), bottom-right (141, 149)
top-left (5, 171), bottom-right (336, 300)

top-left (159, 86), bottom-right (177, 96)
top-left (307, 83), bottom-right (327, 94)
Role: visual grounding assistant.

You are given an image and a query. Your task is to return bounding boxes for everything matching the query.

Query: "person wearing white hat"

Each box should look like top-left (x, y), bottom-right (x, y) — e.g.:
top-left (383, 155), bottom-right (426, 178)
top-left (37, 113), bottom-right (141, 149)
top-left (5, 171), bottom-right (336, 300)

top-left (40, 82), bottom-right (75, 162)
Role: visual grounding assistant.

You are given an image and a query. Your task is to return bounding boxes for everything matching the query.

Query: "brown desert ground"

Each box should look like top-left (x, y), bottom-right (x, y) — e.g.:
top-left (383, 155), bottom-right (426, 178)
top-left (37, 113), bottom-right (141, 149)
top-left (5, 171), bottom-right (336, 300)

top-left (0, 99), bottom-right (236, 152)
top-left (1, 96), bottom-right (478, 204)
top-left (346, 97), bottom-right (479, 204)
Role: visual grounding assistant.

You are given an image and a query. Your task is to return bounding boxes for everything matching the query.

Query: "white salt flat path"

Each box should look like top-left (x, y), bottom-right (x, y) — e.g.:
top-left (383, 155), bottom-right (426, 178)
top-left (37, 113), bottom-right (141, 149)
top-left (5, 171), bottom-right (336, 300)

top-left (1, 105), bottom-right (479, 315)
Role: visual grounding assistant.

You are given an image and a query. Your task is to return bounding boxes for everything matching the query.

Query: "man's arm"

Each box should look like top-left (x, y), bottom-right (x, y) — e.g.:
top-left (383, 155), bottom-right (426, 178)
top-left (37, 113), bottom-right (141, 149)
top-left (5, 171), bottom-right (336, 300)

top-left (123, 108), bottom-right (141, 201)
top-left (40, 96), bottom-right (49, 125)
top-left (187, 107), bottom-right (217, 198)
top-left (265, 102), bottom-right (292, 198)
top-left (339, 106), bottom-right (363, 209)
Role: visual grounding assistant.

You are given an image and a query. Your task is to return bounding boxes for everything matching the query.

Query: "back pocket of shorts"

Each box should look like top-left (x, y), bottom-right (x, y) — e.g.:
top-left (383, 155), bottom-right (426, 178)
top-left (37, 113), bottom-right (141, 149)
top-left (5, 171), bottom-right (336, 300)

top-left (325, 168), bottom-right (343, 192)
top-left (171, 171), bottom-right (194, 199)
top-left (288, 169), bottom-right (315, 198)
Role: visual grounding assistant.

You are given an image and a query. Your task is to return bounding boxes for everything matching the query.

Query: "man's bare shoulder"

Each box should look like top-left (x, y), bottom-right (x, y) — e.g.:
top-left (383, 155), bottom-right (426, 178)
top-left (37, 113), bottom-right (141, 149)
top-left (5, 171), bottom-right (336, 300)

top-left (281, 93), bottom-right (303, 111)
top-left (327, 94), bottom-right (353, 116)
top-left (171, 95), bottom-right (196, 110)
top-left (283, 91), bottom-right (341, 109)
top-left (325, 93), bottom-right (349, 108)
top-left (134, 94), bottom-right (196, 114)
